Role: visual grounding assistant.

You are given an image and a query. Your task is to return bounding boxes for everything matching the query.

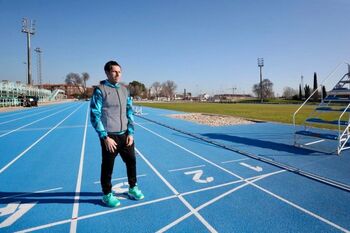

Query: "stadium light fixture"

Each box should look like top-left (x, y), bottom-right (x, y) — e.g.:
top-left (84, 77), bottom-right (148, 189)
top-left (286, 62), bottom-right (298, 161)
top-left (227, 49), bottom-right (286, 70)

top-left (22, 18), bottom-right (36, 85)
top-left (257, 58), bottom-right (264, 103)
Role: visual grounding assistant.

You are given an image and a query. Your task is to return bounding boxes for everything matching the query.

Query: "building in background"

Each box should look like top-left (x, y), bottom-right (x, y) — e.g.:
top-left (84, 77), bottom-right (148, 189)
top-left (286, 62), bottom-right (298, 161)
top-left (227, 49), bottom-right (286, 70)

top-left (40, 83), bottom-right (93, 99)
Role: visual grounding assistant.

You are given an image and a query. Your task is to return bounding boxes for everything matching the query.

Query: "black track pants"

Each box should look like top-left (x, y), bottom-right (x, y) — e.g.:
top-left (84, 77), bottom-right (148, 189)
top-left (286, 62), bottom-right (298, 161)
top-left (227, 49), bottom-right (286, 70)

top-left (100, 133), bottom-right (137, 195)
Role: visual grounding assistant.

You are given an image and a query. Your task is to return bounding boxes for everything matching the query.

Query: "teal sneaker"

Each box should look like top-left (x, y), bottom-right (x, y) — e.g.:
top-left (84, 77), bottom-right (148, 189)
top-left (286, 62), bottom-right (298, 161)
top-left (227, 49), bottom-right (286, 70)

top-left (128, 186), bottom-right (144, 200)
top-left (102, 193), bottom-right (120, 207)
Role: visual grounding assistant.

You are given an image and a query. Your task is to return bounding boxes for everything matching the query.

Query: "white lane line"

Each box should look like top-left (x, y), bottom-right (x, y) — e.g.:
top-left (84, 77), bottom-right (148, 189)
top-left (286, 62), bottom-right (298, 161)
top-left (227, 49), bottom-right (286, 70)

top-left (0, 105), bottom-right (64, 125)
top-left (94, 174), bottom-right (147, 184)
top-left (0, 125), bottom-right (89, 134)
top-left (0, 103), bottom-right (84, 174)
top-left (15, 169), bottom-right (348, 233)
top-left (195, 171), bottom-right (284, 211)
top-left (70, 105), bottom-right (89, 233)
top-left (0, 110), bottom-right (32, 119)
top-left (181, 170), bottom-right (285, 197)
top-left (15, 195), bottom-right (178, 233)
top-left (0, 104), bottom-right (68, 119)
top-left (0, 105), bottom-right (74, 138)
top-left (221, 158), bottom-right (250, 164)
top-left (136, 147), bottom-right (218, 233)
top-left (136, 123), bottom-right (244, 180)
top-left (137, 123), bottom-right (350, 232)
top-left (249, 182), bottom-right (350, 233)
top-left (0, 187), bottom-right (63, 200)
top-left (168, 165), bottom-right (205, 172)
top-left (14, 176), bottom-right (273, 233)
top-left (11, 173), bottom-right (282, 233)
top-left (157, 171), bottom-right (285, 232)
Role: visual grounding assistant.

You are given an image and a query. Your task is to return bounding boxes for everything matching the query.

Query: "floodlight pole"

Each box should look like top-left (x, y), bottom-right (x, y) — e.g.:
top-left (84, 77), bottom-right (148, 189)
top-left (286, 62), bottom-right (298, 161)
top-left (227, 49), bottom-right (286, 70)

top-left (35, 47), bottom-right (42, 86)
top-left (22, 18), bottom-right (36, 86)
top-left (257, 58), bottom-right (264, 103)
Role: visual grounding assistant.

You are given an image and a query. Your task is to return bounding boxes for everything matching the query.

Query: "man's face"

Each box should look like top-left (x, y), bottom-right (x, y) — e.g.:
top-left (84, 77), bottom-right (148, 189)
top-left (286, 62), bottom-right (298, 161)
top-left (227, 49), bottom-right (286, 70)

top-left (106, 65), bottom-right (121, 84)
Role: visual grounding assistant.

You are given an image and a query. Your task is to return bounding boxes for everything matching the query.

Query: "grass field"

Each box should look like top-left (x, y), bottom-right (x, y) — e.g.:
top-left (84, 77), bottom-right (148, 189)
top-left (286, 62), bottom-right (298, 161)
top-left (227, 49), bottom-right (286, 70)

top-left (136, 102), bottom-right (343, 128)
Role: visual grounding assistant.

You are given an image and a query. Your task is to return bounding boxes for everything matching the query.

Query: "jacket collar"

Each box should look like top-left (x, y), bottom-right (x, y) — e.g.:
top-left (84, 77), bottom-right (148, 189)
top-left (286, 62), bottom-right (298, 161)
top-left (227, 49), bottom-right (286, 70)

top-left (100, 79), bottom-right (120, 89)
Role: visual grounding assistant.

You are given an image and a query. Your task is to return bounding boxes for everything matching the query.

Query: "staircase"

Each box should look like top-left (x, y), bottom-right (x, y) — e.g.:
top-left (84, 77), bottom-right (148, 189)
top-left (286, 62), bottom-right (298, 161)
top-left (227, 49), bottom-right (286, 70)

top-left (293, 63), bottom-right (350, 155)
top-left (49, 89), bottom-right (65, 101)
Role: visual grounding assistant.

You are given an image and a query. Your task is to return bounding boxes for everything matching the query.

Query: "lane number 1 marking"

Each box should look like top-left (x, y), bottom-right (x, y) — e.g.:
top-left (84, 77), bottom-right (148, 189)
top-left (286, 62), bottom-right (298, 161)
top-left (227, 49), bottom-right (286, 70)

top-left (239, 162), bottom-right (263, 172)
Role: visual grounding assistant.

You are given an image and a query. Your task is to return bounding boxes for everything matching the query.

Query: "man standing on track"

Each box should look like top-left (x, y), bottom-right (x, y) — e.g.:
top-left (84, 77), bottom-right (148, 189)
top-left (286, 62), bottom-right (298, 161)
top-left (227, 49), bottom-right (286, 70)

top-left (90, 60), bottom-right (144, 207)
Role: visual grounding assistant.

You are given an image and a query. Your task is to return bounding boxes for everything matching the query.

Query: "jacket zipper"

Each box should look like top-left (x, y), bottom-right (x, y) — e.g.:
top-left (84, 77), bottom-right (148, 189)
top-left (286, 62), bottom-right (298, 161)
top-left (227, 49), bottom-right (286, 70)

top-left (116, 88), bottom-right (123, 131)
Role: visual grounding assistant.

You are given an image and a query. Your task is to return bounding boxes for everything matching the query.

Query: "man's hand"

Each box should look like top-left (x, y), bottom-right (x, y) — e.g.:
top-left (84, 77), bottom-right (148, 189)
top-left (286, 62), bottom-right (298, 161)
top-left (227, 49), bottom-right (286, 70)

top-left (126, 135), bottom-right (134, 146)
top-left (104, 136), bottom-right (117, 153)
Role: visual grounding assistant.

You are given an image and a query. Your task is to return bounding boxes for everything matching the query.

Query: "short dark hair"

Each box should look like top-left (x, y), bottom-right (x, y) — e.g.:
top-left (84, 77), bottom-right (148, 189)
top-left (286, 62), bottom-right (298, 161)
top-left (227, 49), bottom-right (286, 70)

top-left (104, 60), bottom-right (121, 73)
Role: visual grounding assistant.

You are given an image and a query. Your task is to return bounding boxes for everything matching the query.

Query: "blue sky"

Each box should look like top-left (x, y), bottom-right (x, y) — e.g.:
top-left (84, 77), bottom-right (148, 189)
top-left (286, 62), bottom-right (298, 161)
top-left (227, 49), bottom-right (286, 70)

top-left (0, 0), bottom-right (349, 96)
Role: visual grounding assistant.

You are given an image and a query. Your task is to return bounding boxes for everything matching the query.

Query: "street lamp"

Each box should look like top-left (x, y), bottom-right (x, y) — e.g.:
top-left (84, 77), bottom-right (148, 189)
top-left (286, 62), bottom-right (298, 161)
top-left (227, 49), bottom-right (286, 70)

top-left (22, 18), bottom-right (36, 86)
top-left (257, 58), bottom-right (264, 103)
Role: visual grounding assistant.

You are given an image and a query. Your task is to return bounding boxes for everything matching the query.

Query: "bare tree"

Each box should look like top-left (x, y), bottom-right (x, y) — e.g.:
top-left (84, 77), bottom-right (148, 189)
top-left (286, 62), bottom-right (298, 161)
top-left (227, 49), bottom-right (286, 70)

top-left (282, 86), bottom-right (297, 99)
top-left (65, 72), bottom-right (90, 98)
top-left (161, 80), bottom-right (177, 100)
top-left (82, 72), bottom-right (90, 95)
top-left (252, 79), bottom-right (274, 99)
top-left (151, 81), bottom-right (162, 100)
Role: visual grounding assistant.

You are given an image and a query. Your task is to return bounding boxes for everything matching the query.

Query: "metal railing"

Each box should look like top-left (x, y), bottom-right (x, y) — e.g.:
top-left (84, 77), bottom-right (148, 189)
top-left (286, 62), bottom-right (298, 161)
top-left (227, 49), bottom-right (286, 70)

top-left (292, 62), bottom-right (344, 128)
top-left (0, 80), bottom-right (52, 107)
top-left (293, 62), bottom-right (350, 154)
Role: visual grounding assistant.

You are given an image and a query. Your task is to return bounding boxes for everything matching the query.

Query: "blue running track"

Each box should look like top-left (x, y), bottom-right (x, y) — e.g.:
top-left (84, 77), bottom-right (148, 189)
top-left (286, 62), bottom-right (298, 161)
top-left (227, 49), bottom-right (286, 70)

top-left (0, 102), bottom-right (349, 232)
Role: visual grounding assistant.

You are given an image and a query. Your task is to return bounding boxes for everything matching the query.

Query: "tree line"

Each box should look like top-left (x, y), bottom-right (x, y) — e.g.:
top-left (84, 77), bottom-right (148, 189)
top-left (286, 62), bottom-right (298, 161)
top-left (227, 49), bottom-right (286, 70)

top-left (65, 72), bottom-right (177, 100)
top-left (64, 71), bottom-right (326, 101)
top-left (282, 72), bottom-right (327, 101)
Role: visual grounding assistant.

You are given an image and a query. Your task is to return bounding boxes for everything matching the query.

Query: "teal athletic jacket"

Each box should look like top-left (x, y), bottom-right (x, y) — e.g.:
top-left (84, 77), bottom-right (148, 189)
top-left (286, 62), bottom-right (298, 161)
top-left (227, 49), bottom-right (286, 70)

top-left (90, 80), bottom-right (134, 139)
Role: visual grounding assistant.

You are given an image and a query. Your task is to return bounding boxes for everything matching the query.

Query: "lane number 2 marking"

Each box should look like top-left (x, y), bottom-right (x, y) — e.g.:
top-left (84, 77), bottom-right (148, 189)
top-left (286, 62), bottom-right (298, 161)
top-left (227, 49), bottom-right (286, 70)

top-left (184, 169), bottom-right (214, 183)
